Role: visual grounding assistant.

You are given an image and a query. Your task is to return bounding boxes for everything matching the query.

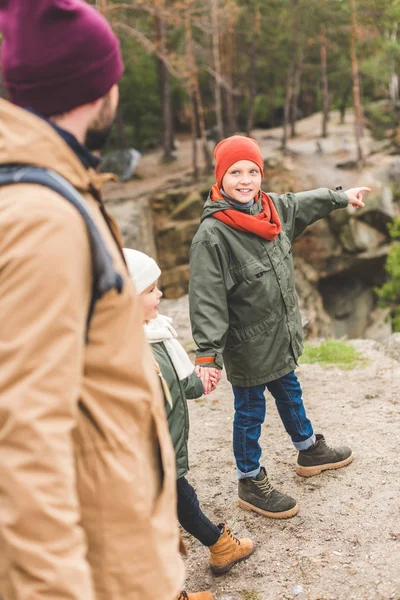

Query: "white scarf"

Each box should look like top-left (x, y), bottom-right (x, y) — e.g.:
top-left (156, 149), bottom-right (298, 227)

top-left (144, 314), bottom-right (195, 381)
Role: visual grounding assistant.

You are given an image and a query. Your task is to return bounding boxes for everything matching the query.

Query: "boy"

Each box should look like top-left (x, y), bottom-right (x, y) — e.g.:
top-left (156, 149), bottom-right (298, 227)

top-left (189, 135), bottom-right (369, 519)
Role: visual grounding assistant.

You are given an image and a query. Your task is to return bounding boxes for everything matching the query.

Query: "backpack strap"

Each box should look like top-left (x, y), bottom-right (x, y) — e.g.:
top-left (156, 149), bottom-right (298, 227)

top-left (0, 165), bottom-right (124, 340)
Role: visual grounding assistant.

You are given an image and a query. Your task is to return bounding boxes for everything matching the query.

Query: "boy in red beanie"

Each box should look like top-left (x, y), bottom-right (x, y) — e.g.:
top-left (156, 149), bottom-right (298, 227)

top-left (190, 135), bottom-right (370, 519)
top-left (0, 2), bottom-right (184, 600)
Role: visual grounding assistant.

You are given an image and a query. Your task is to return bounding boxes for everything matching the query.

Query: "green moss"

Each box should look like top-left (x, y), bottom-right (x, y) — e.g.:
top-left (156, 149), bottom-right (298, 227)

top-left (240, 592), bottom-right (262, 600)
top-left (376, 218), bottom-right (400, 331)
top-left (299, 340), bottom-right (367, 370)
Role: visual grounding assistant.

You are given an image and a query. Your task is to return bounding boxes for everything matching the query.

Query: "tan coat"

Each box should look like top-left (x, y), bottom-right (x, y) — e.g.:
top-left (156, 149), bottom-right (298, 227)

top-left (0, 99), bottom-right (184, 600)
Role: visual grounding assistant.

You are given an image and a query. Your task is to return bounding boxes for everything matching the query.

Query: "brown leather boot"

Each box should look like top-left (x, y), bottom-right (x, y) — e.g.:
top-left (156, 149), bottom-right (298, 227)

top-left (209, 523), bottom-right (255, 575)
top-left (176, 591), bottom-right (214, 600)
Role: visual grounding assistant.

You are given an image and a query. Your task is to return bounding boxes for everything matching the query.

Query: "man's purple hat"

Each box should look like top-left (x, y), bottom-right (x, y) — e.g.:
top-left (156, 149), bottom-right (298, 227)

top-left (0, 0), bottom-right (124, 116)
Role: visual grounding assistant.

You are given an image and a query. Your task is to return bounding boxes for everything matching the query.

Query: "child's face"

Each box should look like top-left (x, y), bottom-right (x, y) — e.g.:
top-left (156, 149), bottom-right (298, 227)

top-left (222, 159), bottom-right (262, 203)
top-left (140, 280), bottom-right (163, 322)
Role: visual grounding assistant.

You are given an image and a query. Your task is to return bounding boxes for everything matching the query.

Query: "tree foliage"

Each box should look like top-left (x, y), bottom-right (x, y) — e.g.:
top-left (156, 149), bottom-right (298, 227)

top-left (88, 0), bottom-right (400, 152)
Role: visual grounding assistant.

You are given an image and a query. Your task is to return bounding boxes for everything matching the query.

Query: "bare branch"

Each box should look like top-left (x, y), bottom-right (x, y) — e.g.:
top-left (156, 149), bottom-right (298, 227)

top-left (113, 20), bottom-right (185, 81)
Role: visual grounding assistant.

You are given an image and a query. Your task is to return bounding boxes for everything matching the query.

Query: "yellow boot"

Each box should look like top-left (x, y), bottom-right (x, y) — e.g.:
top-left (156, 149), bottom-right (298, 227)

top-left (176, 592), bottom-right (214, 600)
top-left (209, 523), bottom-right (255, 575)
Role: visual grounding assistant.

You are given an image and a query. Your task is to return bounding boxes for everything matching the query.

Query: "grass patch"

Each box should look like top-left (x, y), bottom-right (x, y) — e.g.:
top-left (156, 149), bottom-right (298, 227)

top-left (241, 593), bottom-right (262, 600)
top-left (299, 340), bottom-right (367, 370)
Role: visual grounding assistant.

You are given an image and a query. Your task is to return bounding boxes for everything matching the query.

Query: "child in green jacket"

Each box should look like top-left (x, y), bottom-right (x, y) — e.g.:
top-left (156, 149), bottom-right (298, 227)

top-left (123, 248), bottom-right (254, 593)
top-left (189, 135), bottom-right (370, 519)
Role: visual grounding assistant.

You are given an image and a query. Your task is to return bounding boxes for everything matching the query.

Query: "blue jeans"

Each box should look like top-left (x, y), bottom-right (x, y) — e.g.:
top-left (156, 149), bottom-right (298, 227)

top-left (232, 371), bottom-right (315, 479)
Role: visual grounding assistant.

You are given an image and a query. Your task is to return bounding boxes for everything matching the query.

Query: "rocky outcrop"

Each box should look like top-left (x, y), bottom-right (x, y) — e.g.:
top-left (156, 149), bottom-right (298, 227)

top-left (148, 179), bottom-right (213, 299)
top-left (292, 178), bottom-right (399, 340)
top-left (105, 161), bottom-right (398, 341)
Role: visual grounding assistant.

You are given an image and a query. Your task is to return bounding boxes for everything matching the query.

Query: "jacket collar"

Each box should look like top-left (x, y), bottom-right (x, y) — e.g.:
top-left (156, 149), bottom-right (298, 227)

top-left (0, 98), bottom-right (105, 193)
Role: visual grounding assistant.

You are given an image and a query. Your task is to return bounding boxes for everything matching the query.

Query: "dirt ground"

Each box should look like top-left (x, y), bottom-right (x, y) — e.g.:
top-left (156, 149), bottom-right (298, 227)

top-left (161, 296), bottom-right (400, 600)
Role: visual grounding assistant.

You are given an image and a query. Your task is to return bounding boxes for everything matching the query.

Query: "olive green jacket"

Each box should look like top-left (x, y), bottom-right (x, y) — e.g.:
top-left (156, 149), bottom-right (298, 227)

top-left (151, 342), bottom-right (204, 479)
top-left (189, 188), bottom-right (348, 387)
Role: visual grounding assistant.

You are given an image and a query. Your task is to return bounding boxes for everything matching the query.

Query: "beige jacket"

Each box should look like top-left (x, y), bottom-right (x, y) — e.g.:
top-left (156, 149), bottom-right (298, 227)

top-left (0, 99), bottom-right (184, 600)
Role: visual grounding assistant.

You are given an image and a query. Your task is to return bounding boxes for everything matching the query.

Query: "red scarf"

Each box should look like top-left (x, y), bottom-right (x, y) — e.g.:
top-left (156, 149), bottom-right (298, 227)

top-left (210, 184), bottom-right (282, 240)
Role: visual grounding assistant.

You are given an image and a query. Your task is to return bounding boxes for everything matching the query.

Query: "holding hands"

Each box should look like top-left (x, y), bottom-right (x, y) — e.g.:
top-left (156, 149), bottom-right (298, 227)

top-left (195, 365), bottom-right (222, 395)
top-left (344, 186), bottom-right (371, 209)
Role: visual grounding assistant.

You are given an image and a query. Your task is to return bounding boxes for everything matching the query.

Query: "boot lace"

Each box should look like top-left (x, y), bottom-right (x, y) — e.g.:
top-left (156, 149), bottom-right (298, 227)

top-left (223, 524), bottom-right (241, 545)
top-left (178, 592), bottom-right (189, 600)
top-left (254, 474), bottom-right (274, 498)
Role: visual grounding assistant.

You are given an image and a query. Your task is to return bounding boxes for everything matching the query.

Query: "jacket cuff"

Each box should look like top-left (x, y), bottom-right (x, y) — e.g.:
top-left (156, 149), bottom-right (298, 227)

top-left (195, 352), bottom-right (223, 369)
top-left (332, 190), bottom-right (349, 209)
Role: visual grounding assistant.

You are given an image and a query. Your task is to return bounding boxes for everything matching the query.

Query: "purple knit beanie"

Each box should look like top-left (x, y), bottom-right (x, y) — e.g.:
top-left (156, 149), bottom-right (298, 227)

top-left (0, 0), bottom-right (124, 116)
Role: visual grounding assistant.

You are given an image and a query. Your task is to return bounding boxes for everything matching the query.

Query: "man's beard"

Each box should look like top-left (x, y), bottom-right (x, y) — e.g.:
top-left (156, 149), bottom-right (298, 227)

top-left (85, 123), bottom-right (114, 152)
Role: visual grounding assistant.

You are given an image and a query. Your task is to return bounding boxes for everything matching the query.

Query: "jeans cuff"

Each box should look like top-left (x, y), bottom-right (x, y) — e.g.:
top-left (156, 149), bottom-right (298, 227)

top-left (237, 466), bottom-right (260, 480)
top-left (293, 433), bottom-right (316, 451)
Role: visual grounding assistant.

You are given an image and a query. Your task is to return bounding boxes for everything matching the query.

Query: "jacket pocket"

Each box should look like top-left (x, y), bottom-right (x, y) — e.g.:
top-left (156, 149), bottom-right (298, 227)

top-left (230, 258), bottom-right (273, 285)
top-left (226, 303), bottom-right (285, 350)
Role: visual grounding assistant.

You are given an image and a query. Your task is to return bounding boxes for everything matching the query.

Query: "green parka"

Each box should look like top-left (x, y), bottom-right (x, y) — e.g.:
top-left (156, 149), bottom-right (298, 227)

top-left (189, 188), bottom-right (348, 387)
top-left (151, 342), bottom-right (204, 478)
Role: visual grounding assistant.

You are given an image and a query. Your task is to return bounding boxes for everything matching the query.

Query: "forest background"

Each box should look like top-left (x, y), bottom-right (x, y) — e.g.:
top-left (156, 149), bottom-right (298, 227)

top-left (92, 0), bottom-right (400, 168)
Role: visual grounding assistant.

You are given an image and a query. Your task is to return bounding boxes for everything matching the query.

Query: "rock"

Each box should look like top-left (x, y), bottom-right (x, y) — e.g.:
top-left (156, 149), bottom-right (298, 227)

top-left (370, 139), bottom-right (392, 155)
top-left (336, 159), bottom-right (359, 170)
top-left (156, 220), bottom-right (200, 270)
top-left (388, 158), bottom-right (400, 184)
top-left (364, 307), bottom-right (392, 341)
top-left (293, 219), bottom-right (342, 274)
top-left (320, 278), bottom-right (376, 339)
top-left (150, 188), bottom-right (190, 230)
top-left (106, 196), bottom-right (157, 258)
top-left (339, 219), bottom-right (387, 253)
top-left (170, 190), bottom-right (204, 221)
top-left (160, 264), bottom-right (190, 299)
top-left (100, 149), bottom-right (141, 182)
top-left (382, 333), bottom-right (400, 362)
top-left (354, 183), bottom-right (395, 234)
top-left (294, 258), bottom-right (333, 339)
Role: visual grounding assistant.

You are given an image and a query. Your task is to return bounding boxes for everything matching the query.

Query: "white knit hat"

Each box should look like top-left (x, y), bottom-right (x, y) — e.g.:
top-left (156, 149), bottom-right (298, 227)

top-left (123, 248), bottom-right (161, 294)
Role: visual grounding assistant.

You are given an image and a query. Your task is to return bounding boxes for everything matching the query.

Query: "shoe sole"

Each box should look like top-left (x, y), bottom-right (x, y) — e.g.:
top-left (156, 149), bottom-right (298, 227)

top-left (296, 453), bottom-right (354, 478)
top-left (237, 498), bottom-right (299, 519)
top-left (210, 543), bottom-right (256, 576)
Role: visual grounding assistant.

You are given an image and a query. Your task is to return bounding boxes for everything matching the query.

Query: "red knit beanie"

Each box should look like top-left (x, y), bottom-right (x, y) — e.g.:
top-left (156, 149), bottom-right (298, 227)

top-left (214, 135), bottom-right (264, 189)
top-left (0, 0), bottom-right (124, 116)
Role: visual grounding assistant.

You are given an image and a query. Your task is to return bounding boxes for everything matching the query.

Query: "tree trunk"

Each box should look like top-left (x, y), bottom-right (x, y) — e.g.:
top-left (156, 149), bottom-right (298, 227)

top-left (154, 4), bottom-right (174, 161)
top-left (290, 52), bottom-right (303, 138)
top-left (185, 8), bottom-right (212, 173)
top-left (339, 83), bottom-right (351, 124)
top-left (246, 41), bottom-right (257, 136)
top-left (246, 3), bottom-right (261, 136)
top-left (320, 28), bottom-right (329, 138)
top-left (282, 62), bottom-right (294, 150)
top-left (349, 0), bottom-right (364, 164)
top-left (223, 1), bottom-right (238, 136)
top-left (190, 94), bottom-right (199, 180)
top-left (211, 0), bottom-right (224, 141)
top-left (96, 0), bottom-right (107, 16)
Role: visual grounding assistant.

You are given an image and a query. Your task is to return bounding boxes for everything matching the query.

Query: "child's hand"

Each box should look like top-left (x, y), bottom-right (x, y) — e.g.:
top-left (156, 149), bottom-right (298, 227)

top-left (344, 187), bottom-right (371, 209)
top-left (195, 366), bottom-right (222, 394)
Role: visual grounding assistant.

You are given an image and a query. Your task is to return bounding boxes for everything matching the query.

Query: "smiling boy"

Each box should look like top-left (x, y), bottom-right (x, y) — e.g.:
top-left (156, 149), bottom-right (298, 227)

top-left (189, 135), bottom-right (369, 518)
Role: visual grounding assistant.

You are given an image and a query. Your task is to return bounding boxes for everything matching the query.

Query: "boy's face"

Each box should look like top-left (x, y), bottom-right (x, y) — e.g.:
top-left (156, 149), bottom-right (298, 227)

top-left (139, 280), bottom-right (163, 322)
top-left (221, 159), bottom-right (262, 203)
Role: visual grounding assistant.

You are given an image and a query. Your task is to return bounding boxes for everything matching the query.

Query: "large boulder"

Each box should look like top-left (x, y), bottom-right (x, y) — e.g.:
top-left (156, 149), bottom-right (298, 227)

top-left (293, 219), bottom-right (342, 274)
top-left (382, 333), bottom-right (400, 361)
top-left (100, 149), bottom-right (141, 182)
top-left (294, 258), bottom-right (333, 339)
top-left (156, 220), bottom-right (200, 270)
